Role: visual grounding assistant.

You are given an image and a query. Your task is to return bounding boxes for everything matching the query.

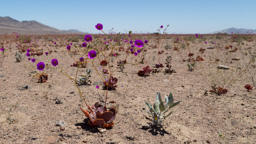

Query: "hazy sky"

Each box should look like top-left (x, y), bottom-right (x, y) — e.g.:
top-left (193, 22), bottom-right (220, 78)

top-left (0, 0), bottom-right (255, 34)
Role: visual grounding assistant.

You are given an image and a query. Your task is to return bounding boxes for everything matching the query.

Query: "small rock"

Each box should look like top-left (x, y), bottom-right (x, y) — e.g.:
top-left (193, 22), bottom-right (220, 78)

top-left (55, 120), bottom-right (67, 127)
top-left (232, 57), bottom-right (240, 60)
top-left (98, 128), bottom-right (106, 133)
top-left (19, 85), bottom-right (29, 90)
top-left (69, 92), bottom-right (74, 94)
top-left (126, 136), bottom-right (135, 141)
top-left (77, 126), bottom-right (82, 129)
top-left (217, 65), bottom-right (229, 70)
top-left (54, 98), bottom-right (62, 104)
top-left (162, 79), bottom-right (169, 83)
top-left (0, 74), bottom-right (4, 77)
top-left (46, 136), bottom-right (56, 144)
top-left (207, 47), bottom-right (215, 49)
top-left (60, 126), bottom-right (65, 131)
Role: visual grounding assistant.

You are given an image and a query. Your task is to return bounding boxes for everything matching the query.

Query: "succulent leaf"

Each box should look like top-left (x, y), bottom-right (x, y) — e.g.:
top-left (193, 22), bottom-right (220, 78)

top-left (164, 111), bottom-right (173, 119)
top-left (168, 92), bottom-right (174, 104)
top-left (153, 102), bottom-right (160, 114)
top-left (158, 93), bottom-right (165, 112)
top-left (165, 95), bottom-right (169, 107)
top-left (146, 102), bottom-right (154, 113)
top-left (169, 101), bottom-right (181, 109)
top-left (156, 92), bottom-right (160, 104)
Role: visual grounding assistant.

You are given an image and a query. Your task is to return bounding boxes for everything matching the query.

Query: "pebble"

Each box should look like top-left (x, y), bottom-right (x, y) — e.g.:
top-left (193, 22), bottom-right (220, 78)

top-left (217, 65), bottom-right (229, 70)
top-left (60, 126), bottom-right (65, 131)
top-left (162, 79), bottom-right (169, 83)
top-left (46, 136), bottom-right (56, 144)
top-left (19, 85), bottom-right (29, 90)
top-left (55, 120), bottom-right (67, 127)
top-left (98, 128), bottom-right (106, 133)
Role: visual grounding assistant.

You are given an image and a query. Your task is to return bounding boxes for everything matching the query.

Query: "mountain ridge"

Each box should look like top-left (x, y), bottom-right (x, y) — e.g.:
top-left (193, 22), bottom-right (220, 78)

top-left (0, 16), bottom-right (85, 35)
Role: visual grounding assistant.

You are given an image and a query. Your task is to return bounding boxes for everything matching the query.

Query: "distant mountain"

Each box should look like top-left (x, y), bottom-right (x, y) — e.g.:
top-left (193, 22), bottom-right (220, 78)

top-left (63, 29), bottom-right (86, 34)
top-left (214, 27), bottom-right (256, 34)
top-left (0, 16), bottom-right (86, 35)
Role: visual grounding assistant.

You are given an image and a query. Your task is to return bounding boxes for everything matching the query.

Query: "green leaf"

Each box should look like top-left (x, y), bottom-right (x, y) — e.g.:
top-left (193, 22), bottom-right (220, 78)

top-left (153, 102), bottom-right (159, 114)
top-left (156, 92), bottom-right (160, 104)
top-left (158, 93), bottom-right (165, 112)
top-left (145, 102), bottom-right (154, 114)
top-left (164, 111), bottom-right (173, 119)
top-left (169, 101), bottom-right (181, 109)
top-left (165, 95), bottom-right (169, 108)
top-left (168, 92), bottom-right (174, 104)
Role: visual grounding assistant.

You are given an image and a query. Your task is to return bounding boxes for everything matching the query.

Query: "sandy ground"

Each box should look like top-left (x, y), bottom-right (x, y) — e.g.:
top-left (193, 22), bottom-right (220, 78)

top-left (0, 35), bottom-right (256, 144)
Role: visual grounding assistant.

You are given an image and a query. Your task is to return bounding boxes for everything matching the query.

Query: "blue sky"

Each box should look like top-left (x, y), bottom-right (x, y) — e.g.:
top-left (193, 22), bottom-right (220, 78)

top-left (0, 0), bottom-right (255, 34)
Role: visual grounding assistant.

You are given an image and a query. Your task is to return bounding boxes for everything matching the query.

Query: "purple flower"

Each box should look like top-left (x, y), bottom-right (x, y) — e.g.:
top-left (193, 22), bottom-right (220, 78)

top-left (0, 48), bottom-right (4, 51)
top-left (196, 34), bottom-right (198, 37)
top-left (31, 58), bottom-right (36, 63)
top-left (37, 62), bottom-right (45, 71)
top-left (137, 50), bottom-right (141, 53)
top-left (27, 49), bottom-right (30, 52)
top-left (160, 25), bottom-right (163, 28)
top-left (26, 52), bottom-right (30, 57)
top-left (84, 35), bottom-right (92, 42)
top-left (144, 40), bottom-right (148, 44)
top-left (134, 40), bottom-right (144, 48)
top-left (51, 59), bottom-right (58, 66)
top-left (95, 23), bottom-right (103, 30)
top-left (67, 45), bottom-right (71, 50)
top-left (88, 50), bottom-right (97, 59)
top-left (201, 35), bottom-right (203, 38)
top-left (28, 58), bottom-right (31, 61)
top-left (205, 42), bottom-right (207, 44)
top-left (131, 45), bottom-right (134, 48)
top-left (45, 52), bottom-right (48, 56)
top-left (70, 43), bottom-right (73, 45)
top-left (134, 52), bottom-right (138, 56)
top-left (80, 57), bottom-right (84, 62)
top-left (82, 42), bottom-right (87, 47)
top-left (130, 48), bottom-right (134, 52)
top-left (129, 40), bottom-right (133, 44)
top-left (96, 85), bottom-right (99, 89)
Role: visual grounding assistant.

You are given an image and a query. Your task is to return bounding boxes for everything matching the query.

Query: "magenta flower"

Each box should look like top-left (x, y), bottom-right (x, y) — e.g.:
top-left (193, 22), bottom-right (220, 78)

top-left (96, 85), bottom-right (99, 89)
top-left (80, 57), bottom-right (84, 62)
top-left (67, 45), bottom-right (71, 50)
top-left (84, 35), bottom-right (92, 42)
top-left (160, 25), bottom-right (163, 28)
top-left (0, 47), bottom-right (4, 51)
top-left (95, 23), bottom-right (103, 30)
top-left (37, 62), bottom-right (45, 71)
top-left (82, 42), bottom-right (87, 47)
top-left (26, 52), bottom-right (30, 57)
top-left (205, 42), bottom-right (207, 44)
top-left (88, 50), bottom-right (97, 59)
top-left (51, 59), bottom-right (58, 66)
top-left (134, 40), bottom-right (144, 48)
top-left (31, 58), bottom-right (36, 63)
top-left (27, 49), bottom-right (30, 52)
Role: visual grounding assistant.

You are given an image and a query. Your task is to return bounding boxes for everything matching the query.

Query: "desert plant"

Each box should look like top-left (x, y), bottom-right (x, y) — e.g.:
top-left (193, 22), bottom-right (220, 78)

top-left (145, 92), bottom-right (180, 127)
top-left (137, 66), bottom-right (153, 77)
top-left (76, 69), bottom-right (92, 86)
top-left (244, 84), bottom-right (253, 92)
top-left (15, 51), bottom-right (22, 62)
top-left (80, 102), bottom-right (118, 128)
